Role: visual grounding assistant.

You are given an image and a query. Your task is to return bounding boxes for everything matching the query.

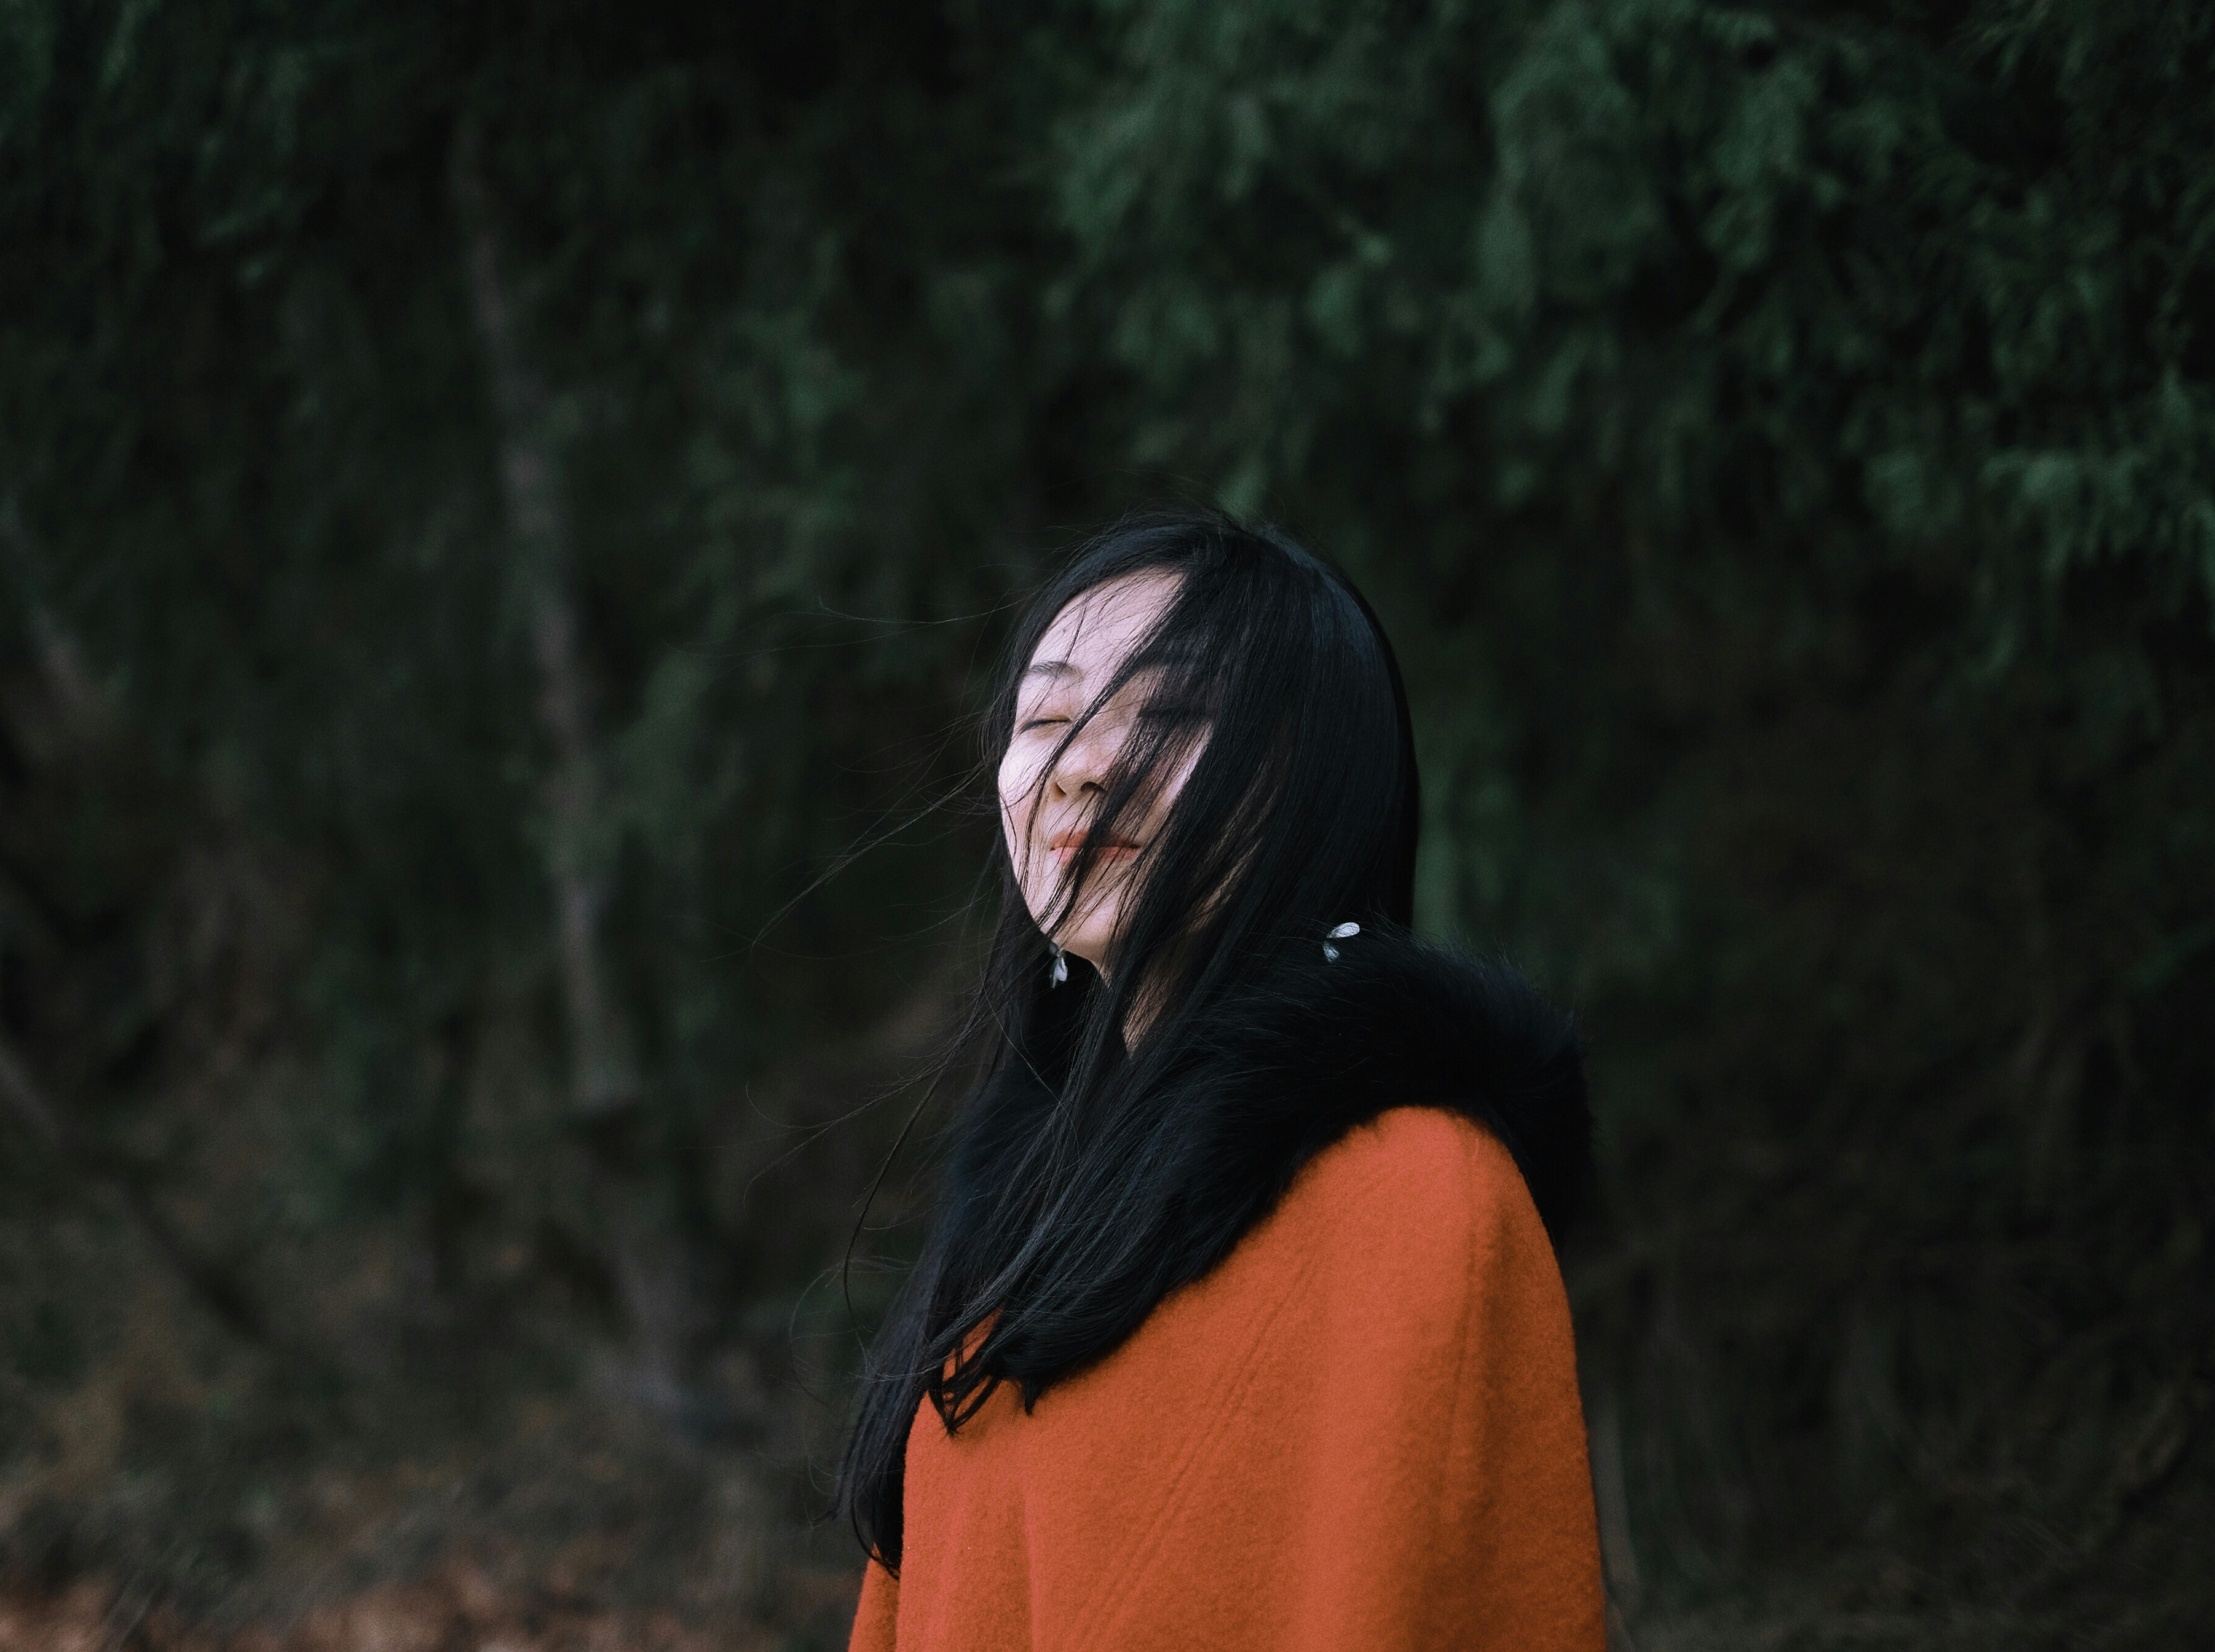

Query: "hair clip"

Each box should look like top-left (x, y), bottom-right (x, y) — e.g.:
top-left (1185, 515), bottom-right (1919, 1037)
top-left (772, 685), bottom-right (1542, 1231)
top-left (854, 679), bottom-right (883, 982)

top-left (1322, 921), bottom-right (1360, 961)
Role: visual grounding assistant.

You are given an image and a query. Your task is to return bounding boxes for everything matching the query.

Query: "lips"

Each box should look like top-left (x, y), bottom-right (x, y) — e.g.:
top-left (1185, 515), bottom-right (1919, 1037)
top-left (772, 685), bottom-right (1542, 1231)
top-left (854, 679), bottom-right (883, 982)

top-left (1048, 830), bottom-right (1142, 861)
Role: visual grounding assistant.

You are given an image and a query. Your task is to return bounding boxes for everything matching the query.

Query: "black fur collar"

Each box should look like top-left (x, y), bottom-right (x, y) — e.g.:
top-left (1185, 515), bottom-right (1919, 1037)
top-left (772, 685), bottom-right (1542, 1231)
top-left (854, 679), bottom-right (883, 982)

top-left (1161, 926), bottom-right (1592, 1249)
top-left (942, 929), bottom-right (1592, 1399)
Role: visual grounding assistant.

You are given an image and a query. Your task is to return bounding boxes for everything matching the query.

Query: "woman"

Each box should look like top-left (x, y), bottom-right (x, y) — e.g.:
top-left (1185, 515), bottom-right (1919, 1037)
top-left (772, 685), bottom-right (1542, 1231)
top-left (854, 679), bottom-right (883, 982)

top-left (842, 510), bottom-right (1604, 1651)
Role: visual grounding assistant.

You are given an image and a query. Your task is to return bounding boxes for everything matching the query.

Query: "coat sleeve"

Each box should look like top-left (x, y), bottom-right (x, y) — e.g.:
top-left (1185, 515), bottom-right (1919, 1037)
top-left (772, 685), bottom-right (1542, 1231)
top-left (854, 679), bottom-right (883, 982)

top-left (847, 1554), bottom-right (898, 1651)
top-left (1274, 1110), bottom-right (1606, 1652)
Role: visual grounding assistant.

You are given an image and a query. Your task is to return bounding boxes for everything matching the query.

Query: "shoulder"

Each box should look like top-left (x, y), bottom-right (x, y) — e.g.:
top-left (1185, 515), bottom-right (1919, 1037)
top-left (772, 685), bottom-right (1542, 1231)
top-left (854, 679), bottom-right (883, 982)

top-left (1295, 1106), bottom-right (1530, 1212)
top-left (1271, 1107), bottom-right (1551, 1291)
top-left (1171, 1103), bottom-right (1580, 1444)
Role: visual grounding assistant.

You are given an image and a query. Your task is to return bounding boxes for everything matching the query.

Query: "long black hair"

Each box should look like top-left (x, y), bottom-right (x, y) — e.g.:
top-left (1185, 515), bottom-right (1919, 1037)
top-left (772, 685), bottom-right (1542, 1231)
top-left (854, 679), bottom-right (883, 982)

top-left (839, 507), bottom-right (1422, 1567)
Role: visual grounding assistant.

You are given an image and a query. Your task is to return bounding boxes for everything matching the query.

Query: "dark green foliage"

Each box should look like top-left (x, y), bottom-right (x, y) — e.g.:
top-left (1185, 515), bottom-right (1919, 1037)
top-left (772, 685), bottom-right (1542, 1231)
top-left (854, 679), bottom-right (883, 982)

top-left (1, 0), bottom-right (2209, 1641)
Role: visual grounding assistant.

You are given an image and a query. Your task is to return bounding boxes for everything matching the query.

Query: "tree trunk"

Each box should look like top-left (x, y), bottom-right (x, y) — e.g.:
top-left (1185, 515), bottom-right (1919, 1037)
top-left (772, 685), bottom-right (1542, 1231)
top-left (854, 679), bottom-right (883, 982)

top-left (451, 121), bottom-right (640, 1123)
top-left (451, 123), bottom-right (698, 1415)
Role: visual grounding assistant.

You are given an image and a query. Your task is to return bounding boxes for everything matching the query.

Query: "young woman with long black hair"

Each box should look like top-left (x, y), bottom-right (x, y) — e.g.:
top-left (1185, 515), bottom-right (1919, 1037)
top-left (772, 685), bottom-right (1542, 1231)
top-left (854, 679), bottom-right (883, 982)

top-left (841, 511), bottom-right (1604, 1651)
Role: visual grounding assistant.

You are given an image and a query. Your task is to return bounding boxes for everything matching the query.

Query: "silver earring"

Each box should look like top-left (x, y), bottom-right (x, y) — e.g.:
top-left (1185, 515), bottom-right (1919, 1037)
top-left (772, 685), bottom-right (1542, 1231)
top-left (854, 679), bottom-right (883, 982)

top-left (1322, 921), bottom-right (1360, 961)
top-left (1049, 945), bottom-right (1068, 986)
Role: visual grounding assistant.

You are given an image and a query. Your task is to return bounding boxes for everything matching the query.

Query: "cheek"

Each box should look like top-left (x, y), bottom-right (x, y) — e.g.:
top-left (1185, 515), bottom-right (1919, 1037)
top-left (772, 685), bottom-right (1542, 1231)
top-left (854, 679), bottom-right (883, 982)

top-left (996, 749), bottom-right (1039, 857)
top-left (1147, 733), bottom-right (1209, 821)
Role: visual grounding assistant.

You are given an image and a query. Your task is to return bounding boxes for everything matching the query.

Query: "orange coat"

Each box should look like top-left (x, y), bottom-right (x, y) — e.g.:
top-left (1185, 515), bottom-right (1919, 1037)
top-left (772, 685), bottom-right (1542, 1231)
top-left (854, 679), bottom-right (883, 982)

top-left (848, 1106), bottom-right (1605, 1651)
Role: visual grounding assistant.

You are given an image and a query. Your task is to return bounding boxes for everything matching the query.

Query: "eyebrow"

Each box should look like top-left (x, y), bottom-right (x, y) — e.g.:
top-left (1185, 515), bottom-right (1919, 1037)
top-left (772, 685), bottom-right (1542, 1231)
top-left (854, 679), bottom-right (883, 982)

top-left (1020, 660), bottom-right (1079, 682)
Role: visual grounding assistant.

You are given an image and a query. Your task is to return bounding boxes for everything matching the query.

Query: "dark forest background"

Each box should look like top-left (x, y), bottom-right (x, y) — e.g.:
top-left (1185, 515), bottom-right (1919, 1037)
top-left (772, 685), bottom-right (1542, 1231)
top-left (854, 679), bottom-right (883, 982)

top-left (2, 1), bottom-right (2211, 1647)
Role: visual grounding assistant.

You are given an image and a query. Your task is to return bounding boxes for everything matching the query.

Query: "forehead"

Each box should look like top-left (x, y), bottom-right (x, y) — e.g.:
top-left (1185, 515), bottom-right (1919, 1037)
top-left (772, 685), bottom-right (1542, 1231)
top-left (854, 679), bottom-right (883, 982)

top-left (1026, 571), bottom-right (1179, 685)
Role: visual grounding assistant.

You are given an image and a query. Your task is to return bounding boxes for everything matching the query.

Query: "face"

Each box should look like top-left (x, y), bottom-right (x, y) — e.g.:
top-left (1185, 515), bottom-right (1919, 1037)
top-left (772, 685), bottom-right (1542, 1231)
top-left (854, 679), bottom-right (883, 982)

top-left (997, 571), bottom-right (1196, 975)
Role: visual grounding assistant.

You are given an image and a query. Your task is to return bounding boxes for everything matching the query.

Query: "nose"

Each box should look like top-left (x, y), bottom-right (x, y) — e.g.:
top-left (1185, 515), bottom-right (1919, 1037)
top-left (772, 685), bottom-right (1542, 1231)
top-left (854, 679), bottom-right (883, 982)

top-left (1048, 715), bottom-right (1116, 799)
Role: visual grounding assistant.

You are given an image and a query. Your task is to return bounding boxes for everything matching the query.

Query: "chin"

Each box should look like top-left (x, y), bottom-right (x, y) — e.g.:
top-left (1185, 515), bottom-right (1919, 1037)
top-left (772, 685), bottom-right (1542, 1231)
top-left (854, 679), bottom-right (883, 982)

top-left (1045, 908), bottom-right (1110, 958)
top-left (1060, 936), bottom-right (1113, 972)
top-left (1031, 893), bottom-right (1123, 968)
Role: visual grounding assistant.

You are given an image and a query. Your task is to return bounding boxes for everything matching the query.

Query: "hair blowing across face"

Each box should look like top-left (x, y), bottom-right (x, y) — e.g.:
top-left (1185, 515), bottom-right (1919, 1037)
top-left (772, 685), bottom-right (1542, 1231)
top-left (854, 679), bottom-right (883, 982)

top-left (840, 507), bottom-right (1422, 1567)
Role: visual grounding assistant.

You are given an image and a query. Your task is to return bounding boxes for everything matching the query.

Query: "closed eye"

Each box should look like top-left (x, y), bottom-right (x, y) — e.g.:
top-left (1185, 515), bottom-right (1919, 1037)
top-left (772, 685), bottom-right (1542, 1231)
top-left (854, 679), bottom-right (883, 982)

top-left (1018, 716), bottom-right (1069, 732)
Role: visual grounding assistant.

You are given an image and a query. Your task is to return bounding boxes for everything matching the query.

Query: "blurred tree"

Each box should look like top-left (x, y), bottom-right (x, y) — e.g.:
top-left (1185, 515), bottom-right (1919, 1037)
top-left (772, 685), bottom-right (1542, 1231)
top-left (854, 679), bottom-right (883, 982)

top-left (0, 0), bottom-right (2208, 1640)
